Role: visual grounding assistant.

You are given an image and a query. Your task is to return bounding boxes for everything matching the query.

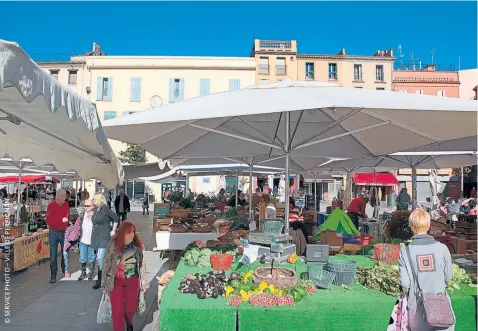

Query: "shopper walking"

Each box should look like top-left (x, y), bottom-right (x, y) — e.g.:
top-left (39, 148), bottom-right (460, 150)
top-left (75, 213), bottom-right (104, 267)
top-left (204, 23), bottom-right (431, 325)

top-left (73, 199), bottom-right (98, 281)
top-left (399, 209), bottom-right (455, 330)
top-left (46, 189), bottom-right (70, 283)
top-left (115, 190), bottom-right (131, 224)
top-left (101, 221), bottom-right (149, 331)
top-left (92, 193), bottom-right (119, 290)
top-left (142, 193), bottom-right (149, 216)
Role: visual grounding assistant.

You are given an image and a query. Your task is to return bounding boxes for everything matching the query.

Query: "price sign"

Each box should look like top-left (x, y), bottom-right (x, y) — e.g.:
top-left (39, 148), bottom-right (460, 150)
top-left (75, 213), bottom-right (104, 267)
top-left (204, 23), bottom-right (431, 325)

top-left (154, 203), bottom-right (170, 219)
top-left (270, 242), bottom-right (284, 253)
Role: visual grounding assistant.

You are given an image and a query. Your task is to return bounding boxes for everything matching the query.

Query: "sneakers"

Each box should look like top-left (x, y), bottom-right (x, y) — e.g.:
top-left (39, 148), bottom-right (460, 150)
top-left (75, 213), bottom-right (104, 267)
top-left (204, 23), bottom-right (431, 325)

top-left (49, 278), bottom-right (56, 284)
top-left (65, 272), bottom-right (71, 278)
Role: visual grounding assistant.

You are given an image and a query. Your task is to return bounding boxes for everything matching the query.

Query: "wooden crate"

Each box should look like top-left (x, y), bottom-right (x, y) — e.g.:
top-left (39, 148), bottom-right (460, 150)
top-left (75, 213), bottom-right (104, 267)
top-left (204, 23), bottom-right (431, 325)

top-left (302, 211), bottom-right (317, 222)
top-left (452, 236), bottom-right (478, 254)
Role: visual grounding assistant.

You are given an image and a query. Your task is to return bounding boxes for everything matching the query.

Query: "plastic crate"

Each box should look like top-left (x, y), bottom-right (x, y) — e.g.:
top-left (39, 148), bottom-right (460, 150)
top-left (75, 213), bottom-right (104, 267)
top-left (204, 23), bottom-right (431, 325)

top-left (324, 260), bottom-right (357, 286)
top-left (261, 220), bottom-right (284, 235)
top-left (308, 264), bottom-right (335, 289)
top-left (373, 243), bottom-right (399, 263)
top-left (343, 234), bottom-right (360, 245)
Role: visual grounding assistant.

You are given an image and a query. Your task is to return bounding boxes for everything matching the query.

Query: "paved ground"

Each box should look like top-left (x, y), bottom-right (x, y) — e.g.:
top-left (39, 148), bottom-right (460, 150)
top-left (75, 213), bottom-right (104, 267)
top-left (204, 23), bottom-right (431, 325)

top-left (0, 211), bottom-right (170, 331)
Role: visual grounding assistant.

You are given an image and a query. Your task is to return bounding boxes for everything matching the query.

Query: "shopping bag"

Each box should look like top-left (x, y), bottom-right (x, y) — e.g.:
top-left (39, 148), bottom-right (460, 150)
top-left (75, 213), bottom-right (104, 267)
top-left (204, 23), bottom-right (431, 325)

top-left (387, 294), bottom-right (409, 331)
top-left (97, 293), bottom-right (113, 324)
top-left (136, 290), bottom-right (146, 316)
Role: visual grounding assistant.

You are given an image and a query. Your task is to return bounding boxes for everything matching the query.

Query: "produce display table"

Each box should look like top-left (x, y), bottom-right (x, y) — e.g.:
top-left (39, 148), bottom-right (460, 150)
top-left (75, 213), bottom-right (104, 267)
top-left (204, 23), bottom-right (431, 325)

top-left (155, 231), bottom-right (218, 251)
top-left (160, 256), bottom-right (477, 331)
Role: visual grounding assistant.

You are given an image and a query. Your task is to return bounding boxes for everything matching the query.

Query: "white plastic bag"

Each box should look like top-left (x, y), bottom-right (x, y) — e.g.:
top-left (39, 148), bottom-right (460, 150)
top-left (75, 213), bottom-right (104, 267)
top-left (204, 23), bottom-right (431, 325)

top-left (97, 293), bottom-right (112, 324)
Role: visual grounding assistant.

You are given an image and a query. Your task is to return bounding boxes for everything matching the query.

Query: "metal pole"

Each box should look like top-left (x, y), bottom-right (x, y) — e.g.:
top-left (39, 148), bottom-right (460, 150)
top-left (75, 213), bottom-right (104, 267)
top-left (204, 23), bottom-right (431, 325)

top-left (284, 111), bottom-right (290, 230)
top-left (75, 178), bottom-right (78, 208)
top-left (16, 164), bottom-right (23, 223)
top-left (249, 166), bottom-right (253, 221)
top-left (235, 169), bottom-right (238, 208)
top-left (132, 179), bottom-right (135, 201)
top-left (314, 173), bottom-right (318, 211)
top-left (412, 167), bottom-right (417, 210)
top-left (460, 167), bottom-right (464, 198)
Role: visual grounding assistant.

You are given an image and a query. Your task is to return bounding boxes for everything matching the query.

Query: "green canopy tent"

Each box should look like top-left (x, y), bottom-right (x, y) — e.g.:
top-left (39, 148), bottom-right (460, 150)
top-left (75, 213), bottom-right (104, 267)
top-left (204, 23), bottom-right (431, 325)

top-left (316, 208), bottom-right (359, 235)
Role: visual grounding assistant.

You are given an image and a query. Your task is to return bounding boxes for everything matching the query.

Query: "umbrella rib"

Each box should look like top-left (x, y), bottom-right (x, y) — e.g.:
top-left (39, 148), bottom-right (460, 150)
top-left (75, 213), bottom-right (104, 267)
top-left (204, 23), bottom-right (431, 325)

top-left (236, 117), bottom-right (281, 147)
top-left (272, 112), bottom-right (285, 151)
top-left (188, 123), bottom-right (280, 149)
top-left (361, 110), bottom-right (442, 143)
top-left (221, 121), bottom-right (281, 149)
top-left (294, 122), bottom-right (389, 151)
top-left (289, 110), bottom-right (304, 147)
top-left (292, 108), bottom-right (363, 150)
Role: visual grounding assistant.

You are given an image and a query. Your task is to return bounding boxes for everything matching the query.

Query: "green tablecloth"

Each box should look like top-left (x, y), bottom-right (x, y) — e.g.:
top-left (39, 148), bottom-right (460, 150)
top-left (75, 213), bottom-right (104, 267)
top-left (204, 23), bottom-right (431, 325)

top-left (160, 256), bottom-right (477, 331)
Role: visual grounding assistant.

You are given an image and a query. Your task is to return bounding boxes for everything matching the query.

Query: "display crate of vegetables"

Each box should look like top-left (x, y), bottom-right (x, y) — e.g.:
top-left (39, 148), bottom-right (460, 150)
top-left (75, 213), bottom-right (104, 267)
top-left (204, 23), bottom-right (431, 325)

top-left (178, 271), bottom-right (227, 299)
top-left (182, 244), bottom-right (236, 267)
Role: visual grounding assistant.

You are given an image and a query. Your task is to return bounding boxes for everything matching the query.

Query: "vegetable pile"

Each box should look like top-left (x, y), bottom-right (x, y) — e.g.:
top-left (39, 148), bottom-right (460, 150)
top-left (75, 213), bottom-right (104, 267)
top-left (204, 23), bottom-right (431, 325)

top-left (355, 262), bottom-right (401, 297)
top-left (183, 247), bottom-right (235, 267)
top-left (178, 271), bottom-right (227, 299)
top-left (447, 264), bottom-right (475, 293)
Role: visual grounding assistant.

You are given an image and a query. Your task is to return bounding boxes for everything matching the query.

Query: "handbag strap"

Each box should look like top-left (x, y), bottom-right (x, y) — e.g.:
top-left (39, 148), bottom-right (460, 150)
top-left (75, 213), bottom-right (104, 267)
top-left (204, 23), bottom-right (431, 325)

top-left (405, 244), bottom-right (422, 295)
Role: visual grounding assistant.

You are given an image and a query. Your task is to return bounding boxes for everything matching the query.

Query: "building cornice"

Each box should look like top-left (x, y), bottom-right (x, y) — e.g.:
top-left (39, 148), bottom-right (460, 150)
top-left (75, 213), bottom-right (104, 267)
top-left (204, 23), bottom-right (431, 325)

top-left (298, 54), bottom-right (395, 62)
top-left (38, 61), bottom-right (86, 65)
top-left (86, 65), bottom-right (256, 71)
top-left (392, 79), bottom-right (460, 85)
top-left (255, 51), bottom-right (297, 56)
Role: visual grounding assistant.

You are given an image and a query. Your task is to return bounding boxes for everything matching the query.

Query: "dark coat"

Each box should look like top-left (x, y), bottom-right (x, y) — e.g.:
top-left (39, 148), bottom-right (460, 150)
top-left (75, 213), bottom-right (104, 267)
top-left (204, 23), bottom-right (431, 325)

top-left (114, 195), bottom-right (131, 213)
top-left (90, 205), bottom-right (119, 249)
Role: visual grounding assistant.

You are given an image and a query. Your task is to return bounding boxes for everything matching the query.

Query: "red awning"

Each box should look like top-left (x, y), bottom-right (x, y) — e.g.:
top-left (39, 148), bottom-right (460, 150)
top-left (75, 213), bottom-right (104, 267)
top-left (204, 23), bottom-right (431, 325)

top-left (0, 175), bottom-right (60, 184)
top-left (352, 173), bottom-right (399, 186)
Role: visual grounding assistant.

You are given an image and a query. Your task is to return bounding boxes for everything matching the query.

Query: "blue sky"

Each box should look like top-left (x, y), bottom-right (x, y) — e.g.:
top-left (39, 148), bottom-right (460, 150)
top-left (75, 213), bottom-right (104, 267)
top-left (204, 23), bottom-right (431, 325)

top-left (3, 1), bottom-right (477, 69)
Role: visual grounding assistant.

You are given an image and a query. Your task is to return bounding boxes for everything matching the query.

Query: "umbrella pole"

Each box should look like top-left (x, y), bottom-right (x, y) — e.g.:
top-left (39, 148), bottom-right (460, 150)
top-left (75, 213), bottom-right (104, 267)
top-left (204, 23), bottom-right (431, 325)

top-left (132, 179), bottom-right (135, 201)
top-left (75, 179), bottom-right (78, 208)
top-left (16, 164), bottom-right (23, 223)
top-left (284, 111), bottom-right (290, 230)
top-left (460, 167), bottom-right (464, 199)
top-left (235, 169), bottom-right (238, 208)
top-left (314, 172), bottom-right (318, 211)
top-left (249, 166), bottom-right (253, 221)
top-left (412, 167), bottom-right (417, 210)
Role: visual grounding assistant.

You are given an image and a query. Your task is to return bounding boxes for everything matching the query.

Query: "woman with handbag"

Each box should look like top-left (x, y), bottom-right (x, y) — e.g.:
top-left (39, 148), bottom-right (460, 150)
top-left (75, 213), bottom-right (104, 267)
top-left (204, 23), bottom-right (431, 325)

top-left (398, 209), bottom-right (455, 330)
top-left (101, 221), bottom-right (149, 331)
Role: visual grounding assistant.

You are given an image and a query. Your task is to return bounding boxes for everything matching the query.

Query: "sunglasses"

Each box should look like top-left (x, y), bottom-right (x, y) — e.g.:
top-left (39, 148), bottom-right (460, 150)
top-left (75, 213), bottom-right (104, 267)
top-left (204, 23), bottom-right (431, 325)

top-left (84, 205), bottom-right (93, 207)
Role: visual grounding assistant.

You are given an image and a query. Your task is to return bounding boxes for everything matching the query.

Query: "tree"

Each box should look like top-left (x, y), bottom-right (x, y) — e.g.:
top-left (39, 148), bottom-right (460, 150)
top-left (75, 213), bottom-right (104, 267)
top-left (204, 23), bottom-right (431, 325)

top-left (118, 144), bottom-right (147, 164)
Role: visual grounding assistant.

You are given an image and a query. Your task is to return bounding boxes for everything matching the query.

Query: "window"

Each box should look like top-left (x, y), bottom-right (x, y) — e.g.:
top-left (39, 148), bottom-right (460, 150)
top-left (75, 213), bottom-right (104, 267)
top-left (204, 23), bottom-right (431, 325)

top-left (169, 78), bottom-right (184, 102)
top-left (68, 70), bottom-right (78, 85)
top-left (416, 90), bottom-right (424, 95)
top-left (260, 79), bottom-right (269, 84)
top-left (437, 90), bottom-right (446, 97)
top-left (259, 57), bottom-right (269, 74)
top-left (353, 64), bottom-right (363, 81)
top-left (50, 70), bottom-right (59, 80)
top-left (103, 111), bottom-right (116, 121)
top-left (375, 65), bottom-right (384, 82)
top-left (355, 87), bottom-right (363, 89)
top-left (122, 111), bottom-right (135, 116)
top-left (276, 57), bottom-right (286, 75)
top-left (229, 79), bottom-right (240, 91)
top-left (130, 77), bottom-right (141, 102)
top-left (200, 79), bottom-right (210, 96)
top-left (376, 87), bottom-right (385, 90)
top-left (97, 77), bottom-right (112, 101)
top-left (305, 63), bottom-right (315, 80)
top-left (328, 63), bottom-right (337, 80)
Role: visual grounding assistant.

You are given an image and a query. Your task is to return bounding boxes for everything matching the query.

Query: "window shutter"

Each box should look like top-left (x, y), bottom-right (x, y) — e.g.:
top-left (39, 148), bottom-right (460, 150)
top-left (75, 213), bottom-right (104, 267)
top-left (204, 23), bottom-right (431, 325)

top-left (179, 78), bottom-right (185, 101)
top-left (106, 78), bottom-right (113, 101)
top-left (200, 79), bottom-right (210, 96)
top-left (131, 77), bottom-right (141, 101)
top-left (169, 78), bottom-right (175, 102)
top-left (96, 77), bottom-right (103, 101)
top-left (229, 79), bottom-right (240, 91)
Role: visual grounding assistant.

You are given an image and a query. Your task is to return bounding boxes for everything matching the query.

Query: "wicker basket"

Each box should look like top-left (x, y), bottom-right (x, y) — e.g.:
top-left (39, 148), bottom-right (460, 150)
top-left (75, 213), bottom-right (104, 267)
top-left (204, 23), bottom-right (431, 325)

top-left (168, 224), bottom-right (188, 233)
top-left (253, 267), bottom-right (297, 289)
top-left (159, 224), bottom-right (170, 231)
top-left (169, 209), bottom-right (190, 219)
top-left (192, 224), bottom-right (213, 233)
top-left (198, 217), bottom-right (216, 227)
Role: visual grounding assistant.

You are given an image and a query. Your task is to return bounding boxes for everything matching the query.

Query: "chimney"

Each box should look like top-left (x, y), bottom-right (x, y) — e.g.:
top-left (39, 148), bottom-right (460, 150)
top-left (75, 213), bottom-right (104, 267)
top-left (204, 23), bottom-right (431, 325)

top-left (337, 48), bottom-right (346, 56)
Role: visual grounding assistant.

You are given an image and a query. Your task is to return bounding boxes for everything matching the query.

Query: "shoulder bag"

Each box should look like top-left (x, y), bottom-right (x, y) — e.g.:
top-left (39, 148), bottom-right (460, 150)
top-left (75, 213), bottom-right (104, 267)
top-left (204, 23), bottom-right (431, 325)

top-left (406, 245), bottom-right (455, 328)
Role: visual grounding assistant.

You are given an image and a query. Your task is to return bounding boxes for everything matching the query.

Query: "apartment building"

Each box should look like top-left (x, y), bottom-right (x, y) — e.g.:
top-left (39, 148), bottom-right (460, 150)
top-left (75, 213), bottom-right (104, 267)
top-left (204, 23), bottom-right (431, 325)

top-left (459, 68), bottom-right (478, 100)
top-left (251, 39), bottom-right (395, 90)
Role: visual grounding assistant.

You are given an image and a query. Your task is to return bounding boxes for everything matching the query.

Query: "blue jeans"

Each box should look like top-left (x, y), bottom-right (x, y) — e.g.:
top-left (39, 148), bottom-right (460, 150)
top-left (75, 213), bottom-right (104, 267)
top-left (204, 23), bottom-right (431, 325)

top-left (62, 251), bottom-right (69, 273)
top-left (96, 248), bottom-right (106, 270)
top-left (49, 230), bottom-right (65, 279)
top-left (79, 242), bottom-right (96, 264)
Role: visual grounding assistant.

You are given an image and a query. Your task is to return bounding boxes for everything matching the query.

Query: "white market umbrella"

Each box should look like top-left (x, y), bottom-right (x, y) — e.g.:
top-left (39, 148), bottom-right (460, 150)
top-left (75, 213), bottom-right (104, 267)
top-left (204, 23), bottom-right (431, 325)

top-left (103, 79), bottom-right (478, 226)
top-left (0, 40), bottom-right (123, 189)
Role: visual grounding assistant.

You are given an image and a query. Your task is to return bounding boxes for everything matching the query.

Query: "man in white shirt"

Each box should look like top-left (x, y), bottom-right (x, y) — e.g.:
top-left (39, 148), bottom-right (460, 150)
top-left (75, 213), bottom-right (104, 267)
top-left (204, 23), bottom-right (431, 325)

top-left (263, 194), bottom-right (276, 220)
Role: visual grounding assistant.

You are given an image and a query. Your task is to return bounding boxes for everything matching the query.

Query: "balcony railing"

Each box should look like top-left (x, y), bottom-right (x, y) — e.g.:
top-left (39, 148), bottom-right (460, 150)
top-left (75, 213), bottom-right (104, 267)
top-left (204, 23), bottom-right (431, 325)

top-left (329, 72), bottom-right (337, 80)
top-left (376, 74), bottom-right (384, 82)
top-left (354, 74), bottom-right (363, 82)
top-left (260, 41), bottom-right (292, 49)
top-left (258, 64), bottom-right (269, 75)
top-left (306, 71), bottom-right (315, 80)
top-left (276, 65), bottom-right (287, 75)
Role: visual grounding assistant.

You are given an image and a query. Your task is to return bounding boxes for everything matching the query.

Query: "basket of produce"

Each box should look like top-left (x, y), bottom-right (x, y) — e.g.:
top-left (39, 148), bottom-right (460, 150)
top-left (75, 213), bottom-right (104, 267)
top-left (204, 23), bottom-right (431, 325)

top-left (210, 253), bottom-right (234, 271)
top-left (168, 224), bottom-right (188, 233)
top-left (324, 260), bottom-right (357, 286)
top-left (159, 224), bottom-right (170, 231)
top-left (373, 243), bottom-right (399, 263)
top-left (169, 209), bottom-right (191, 219)
top-left (464, 250), bottom-right (477, 262)
top-left (198, 217), bottom-right (217, 227)
top-left (192, 224), bottom-right (213, 233)
top-left (253, 266), bottom-right (297, 289)
top-left (261, 220), bottom-right (284, 235)
top-left (307, 264), bottom-right (335, 289)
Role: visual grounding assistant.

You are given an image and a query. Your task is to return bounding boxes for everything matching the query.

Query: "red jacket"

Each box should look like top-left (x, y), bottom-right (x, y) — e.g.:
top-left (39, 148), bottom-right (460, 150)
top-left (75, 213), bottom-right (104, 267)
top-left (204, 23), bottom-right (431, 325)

top-left (347, 197), bottom-right (367, 218)
top-left (46, 201), bottom-right (70, 231)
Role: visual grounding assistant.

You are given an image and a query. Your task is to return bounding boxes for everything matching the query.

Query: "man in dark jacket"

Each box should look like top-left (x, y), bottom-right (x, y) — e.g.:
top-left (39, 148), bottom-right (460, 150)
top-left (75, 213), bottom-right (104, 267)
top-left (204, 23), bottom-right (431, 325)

top-left (114, 190), bottom-right (130, 224)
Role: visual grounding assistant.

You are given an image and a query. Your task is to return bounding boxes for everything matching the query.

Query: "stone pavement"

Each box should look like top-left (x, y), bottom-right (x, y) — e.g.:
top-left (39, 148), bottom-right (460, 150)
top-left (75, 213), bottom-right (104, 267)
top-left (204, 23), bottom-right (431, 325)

top-left (0, 211), bottom-right (170, 331)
